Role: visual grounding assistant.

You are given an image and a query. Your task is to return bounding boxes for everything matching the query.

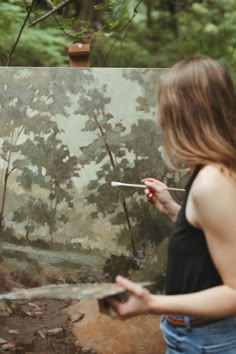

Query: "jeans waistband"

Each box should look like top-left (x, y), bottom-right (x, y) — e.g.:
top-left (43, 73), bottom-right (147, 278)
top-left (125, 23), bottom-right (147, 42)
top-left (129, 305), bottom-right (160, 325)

top-left (164, 314), bottom-right (221, 329)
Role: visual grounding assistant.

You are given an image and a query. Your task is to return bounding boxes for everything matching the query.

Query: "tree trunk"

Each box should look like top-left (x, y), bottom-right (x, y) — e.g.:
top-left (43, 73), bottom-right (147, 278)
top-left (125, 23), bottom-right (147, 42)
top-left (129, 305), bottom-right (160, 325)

top-left (0, 169), bottom-right (9, 229)
top-left (167, 0), bottom-right (179, 38)
top-left (146, 0), bottom-right (152, 29)
top-left (78, 0), bottom-right (104, 30)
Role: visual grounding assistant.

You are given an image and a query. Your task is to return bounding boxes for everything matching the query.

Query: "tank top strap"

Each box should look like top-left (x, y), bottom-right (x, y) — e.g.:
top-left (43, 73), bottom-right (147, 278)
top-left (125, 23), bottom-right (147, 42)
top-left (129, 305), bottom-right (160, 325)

top-left (185, 164), bottom-right (203, 193)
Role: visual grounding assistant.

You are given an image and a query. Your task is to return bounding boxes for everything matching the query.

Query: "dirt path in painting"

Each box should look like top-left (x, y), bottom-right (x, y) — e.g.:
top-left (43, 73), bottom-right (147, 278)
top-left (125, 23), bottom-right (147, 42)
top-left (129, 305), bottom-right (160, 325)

top-left (0, 299), bottom-right (81, 353)
top-left (0, 298), bottom-right (166, 354)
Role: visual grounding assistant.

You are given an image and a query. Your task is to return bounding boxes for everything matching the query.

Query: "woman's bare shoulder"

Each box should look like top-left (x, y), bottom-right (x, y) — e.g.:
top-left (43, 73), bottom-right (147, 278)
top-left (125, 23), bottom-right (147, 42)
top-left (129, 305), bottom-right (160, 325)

top-left (191, 165), bottom-right (236, 206)
top-left (189, 164), bottom-right (236, 229)
top-left (192, 164), bottom-right (236, 197)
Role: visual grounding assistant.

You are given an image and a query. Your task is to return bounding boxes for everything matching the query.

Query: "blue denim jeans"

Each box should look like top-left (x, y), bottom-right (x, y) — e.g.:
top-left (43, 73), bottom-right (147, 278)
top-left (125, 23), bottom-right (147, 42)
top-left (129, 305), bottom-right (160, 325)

top-left (160, 315), bottom-right (236, 353)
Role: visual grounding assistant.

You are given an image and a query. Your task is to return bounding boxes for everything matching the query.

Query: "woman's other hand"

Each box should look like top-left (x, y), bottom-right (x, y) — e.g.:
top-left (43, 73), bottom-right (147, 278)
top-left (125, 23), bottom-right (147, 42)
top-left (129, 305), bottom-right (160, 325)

top-left (142, 178), bottom-right (181, 222)
top-left (100, 276), bottom-right (156, 319)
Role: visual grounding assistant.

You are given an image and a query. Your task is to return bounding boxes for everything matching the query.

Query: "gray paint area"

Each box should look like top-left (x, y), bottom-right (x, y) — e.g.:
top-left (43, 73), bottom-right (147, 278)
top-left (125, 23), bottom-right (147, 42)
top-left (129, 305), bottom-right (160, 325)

top-left (0, 68), bottom-right (187, 287)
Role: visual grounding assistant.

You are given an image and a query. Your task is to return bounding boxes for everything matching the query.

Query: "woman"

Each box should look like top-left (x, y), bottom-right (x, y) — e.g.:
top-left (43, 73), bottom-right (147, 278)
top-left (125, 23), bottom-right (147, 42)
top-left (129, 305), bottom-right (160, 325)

top-left (103, 57), bottom-right (236, 353)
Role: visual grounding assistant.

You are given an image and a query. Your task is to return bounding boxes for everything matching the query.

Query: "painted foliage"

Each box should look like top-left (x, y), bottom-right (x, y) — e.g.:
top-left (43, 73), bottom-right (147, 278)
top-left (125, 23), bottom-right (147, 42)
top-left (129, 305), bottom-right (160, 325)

top-left (0, 68), bottom-right (186, 287)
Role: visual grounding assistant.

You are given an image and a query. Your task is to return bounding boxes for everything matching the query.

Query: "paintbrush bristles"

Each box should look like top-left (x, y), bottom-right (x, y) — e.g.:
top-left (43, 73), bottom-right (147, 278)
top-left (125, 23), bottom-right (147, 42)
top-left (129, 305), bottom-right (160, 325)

top-left (111, 181), bottom-right (185, 192)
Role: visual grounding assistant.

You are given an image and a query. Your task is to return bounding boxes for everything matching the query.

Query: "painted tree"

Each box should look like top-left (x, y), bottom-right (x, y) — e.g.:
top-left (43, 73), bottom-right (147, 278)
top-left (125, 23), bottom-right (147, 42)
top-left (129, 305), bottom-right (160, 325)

top-left (74, 83), bottom-right (142, 256)
top-left (0, 69), bottom-right (80, 238)
top-left (14, 131), bottom-right (79, 237)
top-left (71, 69), bottom-right (173, 257)
top-left (12, 196), bottom-right (50, 241)
top-left (0, 71), bottom-right (56, 228)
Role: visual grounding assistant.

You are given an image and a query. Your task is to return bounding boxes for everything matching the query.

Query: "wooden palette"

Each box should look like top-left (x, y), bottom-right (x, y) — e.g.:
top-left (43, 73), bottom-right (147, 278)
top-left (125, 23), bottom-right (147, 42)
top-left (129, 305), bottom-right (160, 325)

top-left (0, 282), bottom-right (153, 301)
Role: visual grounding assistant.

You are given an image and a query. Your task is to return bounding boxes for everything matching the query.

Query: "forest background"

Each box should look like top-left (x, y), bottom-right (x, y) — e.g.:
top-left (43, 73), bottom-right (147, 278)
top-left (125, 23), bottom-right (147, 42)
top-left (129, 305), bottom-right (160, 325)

top-left (1, 0), bottom-right (236, 79)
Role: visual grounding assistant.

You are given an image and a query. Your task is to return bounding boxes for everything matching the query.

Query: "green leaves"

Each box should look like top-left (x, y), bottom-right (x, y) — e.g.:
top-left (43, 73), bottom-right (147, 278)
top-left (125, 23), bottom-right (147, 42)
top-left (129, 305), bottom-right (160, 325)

top-left (94, 2), bottom-right (113, 11)
top-left (192, 3), bottom-right (208, 15)
top-left (0, 0), bottom-right (68, 66)
top-left (1, 0), bottom-right (236, 76)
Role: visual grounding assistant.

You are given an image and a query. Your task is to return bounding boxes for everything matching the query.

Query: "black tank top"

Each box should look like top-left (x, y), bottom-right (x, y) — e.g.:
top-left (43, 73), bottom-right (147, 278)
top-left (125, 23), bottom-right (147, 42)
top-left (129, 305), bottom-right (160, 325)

top-left (165, 166), bottom-right (222, 295)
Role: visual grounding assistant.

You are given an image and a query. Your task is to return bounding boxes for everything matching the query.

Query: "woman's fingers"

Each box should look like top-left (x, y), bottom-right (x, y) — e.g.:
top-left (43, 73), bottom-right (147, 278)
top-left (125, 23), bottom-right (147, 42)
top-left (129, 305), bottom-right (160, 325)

top-left (145, 188), bottom-right (157, 204)
top-left (143, 179), bottom-right (175, 215)
top-left (115, 275), bottom-right (144, 297)
top-left (142, 178), bottom-right (160, 183)
top-left (145, 188), bottom-right (154, 198)
top-left (143, 181), bottom-right (166, 193)
top-left (98, 276), bottom-right (154, 319)
top-left (102, 296), bottom-right (130, 319)
top-left (142, 178), bottom-right (168, 198)
top-left (142, 178), bottom-right (166, 188)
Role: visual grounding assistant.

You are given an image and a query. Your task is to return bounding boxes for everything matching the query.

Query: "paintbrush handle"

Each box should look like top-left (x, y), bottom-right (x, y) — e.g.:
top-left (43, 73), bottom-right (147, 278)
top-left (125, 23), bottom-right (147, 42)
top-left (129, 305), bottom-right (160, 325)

top-left (166, 187), bottom-right (185, 192)
top-left (114, 182), bottom-right (146, 188)
top-left (111, 182), bottom-right (185, 192)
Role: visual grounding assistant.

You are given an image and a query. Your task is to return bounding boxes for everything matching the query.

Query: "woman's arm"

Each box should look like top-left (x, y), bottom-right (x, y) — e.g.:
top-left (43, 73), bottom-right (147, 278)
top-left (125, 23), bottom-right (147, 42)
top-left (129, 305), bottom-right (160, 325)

top-left (107, 278), bottom-right (236, 319)
top-left (105, 166), bottom-right (236, 319)
top-left (153, 285), bottom-right (236, 318)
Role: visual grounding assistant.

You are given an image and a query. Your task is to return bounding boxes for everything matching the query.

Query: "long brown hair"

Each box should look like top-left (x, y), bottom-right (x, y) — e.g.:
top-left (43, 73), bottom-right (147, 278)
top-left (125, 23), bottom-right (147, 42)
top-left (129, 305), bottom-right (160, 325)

top-left (157, 57), bottom-right (236, 173)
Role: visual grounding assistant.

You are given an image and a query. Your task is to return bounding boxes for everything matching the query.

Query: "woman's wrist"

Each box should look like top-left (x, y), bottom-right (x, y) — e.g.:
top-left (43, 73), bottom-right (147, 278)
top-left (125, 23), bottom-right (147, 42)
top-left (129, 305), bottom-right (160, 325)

top-left (148, 293), bottom-right (178, 315)
top-left (148, 294), bottom-right (164, 314)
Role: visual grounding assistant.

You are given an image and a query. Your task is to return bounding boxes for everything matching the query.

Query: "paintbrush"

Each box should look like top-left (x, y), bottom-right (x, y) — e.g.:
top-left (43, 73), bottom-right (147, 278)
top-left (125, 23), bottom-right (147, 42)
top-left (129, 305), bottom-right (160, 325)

top-left (111, 181), bottom-right (185, 192)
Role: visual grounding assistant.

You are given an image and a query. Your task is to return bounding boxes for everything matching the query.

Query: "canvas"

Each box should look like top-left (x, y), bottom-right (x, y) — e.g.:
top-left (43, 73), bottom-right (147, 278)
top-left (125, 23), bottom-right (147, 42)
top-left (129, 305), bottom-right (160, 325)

top-left (0, 67), bottom-right (186, 287)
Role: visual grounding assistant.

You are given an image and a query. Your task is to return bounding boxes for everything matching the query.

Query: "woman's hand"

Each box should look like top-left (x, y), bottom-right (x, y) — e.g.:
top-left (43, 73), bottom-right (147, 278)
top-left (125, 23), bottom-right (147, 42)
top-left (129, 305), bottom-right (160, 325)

top-left (100, 276), bottom-right (156, 319)
top-left (142, 178), bottom-right (181, 222)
